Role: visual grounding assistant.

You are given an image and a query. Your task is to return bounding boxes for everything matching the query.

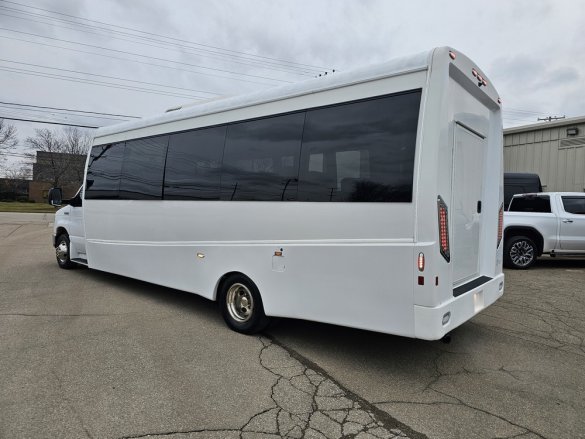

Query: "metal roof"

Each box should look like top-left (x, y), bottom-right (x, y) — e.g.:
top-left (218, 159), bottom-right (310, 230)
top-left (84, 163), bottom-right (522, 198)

top-left (504, 115), bottom-right (585, 135)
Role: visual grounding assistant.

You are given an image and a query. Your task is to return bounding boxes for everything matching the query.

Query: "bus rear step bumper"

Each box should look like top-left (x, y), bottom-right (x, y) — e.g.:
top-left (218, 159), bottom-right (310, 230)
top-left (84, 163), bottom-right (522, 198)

top-left (414, 273), bottom-right (504, 340)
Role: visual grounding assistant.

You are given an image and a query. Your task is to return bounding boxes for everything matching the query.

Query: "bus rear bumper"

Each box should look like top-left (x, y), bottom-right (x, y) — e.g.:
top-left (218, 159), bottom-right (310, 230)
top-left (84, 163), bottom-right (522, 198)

top-left (414, 273), bottom-right (504, 340)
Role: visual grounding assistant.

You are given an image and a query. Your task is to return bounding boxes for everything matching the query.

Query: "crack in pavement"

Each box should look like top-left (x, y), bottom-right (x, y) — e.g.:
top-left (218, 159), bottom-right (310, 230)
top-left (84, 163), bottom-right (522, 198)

top-left (51, 370), bottom-right (94, 439)
top-left (118, 429), bottom-right (242, 438)
top-left (0, 313), bottom-right (128, 317)
top-left (112, 334), bottom-right (426, 439)
top-left (235, 335), bottom-right (427, 439)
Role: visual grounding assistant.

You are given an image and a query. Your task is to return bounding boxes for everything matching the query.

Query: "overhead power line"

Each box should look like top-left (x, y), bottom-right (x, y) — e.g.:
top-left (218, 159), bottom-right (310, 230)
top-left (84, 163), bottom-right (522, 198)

top-left (0, 0), bottom-right (331, 72)
top-left (0, 7), bottom-right (319, 76)
top-left (0, 151), bottom-right (32, 158)
top-left (0, 34), bottom-right (278, 87)
top-left (0, 116), bottom-right (99, 128)
top-left (0, 65), bottom-right (207, 100)
top-left (0, 101), bottom-right (140, 118)
top-left (503, 108), bottom-right (548, 115)
top-left (0, 58), bottom-right (220, 96)
top-left (0, 27), bottom-right (294, 84)
top-left (0, 104), bottom-right (130, 122)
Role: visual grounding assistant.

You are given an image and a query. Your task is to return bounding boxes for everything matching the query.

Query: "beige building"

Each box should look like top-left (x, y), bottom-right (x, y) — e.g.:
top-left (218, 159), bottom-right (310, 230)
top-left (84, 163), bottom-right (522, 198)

top-left (504, 116), bottom-right (585, 192)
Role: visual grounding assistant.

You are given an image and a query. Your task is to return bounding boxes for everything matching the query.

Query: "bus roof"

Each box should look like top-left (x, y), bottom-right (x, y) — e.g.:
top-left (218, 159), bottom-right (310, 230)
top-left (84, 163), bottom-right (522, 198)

top-left (94, 48), bottom-right (435, 140)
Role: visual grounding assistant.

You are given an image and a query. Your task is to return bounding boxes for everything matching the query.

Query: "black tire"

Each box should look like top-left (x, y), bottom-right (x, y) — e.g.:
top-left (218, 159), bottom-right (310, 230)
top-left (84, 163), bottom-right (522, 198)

top-left (504, 235), bottom-right (537, 269)
top-left (218, 274), bottom-right (269, 334)
top-left (55, 233), bottom-right (75, 269)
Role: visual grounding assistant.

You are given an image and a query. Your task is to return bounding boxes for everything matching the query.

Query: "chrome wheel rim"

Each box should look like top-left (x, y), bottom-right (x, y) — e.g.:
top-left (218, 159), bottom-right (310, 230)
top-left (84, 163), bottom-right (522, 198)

top-left (56, 240), bottom-right (68, 264)
top-left (510, 241), bottom-right (534, 267)
top-left (226, 283), bottom-right (254, 322)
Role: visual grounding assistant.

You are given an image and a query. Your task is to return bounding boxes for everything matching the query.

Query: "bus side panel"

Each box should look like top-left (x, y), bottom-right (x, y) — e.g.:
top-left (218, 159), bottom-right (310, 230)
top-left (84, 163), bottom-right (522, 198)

top-left (84, 200), bottom-right (417, 336)
top-left (85, 241), bottom-right (416, 336)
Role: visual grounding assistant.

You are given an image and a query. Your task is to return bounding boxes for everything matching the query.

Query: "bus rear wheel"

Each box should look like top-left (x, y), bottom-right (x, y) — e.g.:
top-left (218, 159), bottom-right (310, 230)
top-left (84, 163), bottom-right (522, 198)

top-left (219, 274), bottom-right (269, 334)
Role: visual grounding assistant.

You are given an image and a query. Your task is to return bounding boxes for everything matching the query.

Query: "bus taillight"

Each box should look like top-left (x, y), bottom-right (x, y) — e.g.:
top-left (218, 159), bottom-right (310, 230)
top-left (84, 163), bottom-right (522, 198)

top-left (497, 204), bottom-right (504, 247)
top-left (437, 196), bottom-right (450, 262)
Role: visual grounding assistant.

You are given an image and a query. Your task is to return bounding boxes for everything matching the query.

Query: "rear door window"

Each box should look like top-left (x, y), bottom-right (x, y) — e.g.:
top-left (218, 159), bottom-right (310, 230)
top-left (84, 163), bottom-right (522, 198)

top-left (561, 197), bottom-right (585, 214)
top-left (508, 196), bottom-right (551, 213)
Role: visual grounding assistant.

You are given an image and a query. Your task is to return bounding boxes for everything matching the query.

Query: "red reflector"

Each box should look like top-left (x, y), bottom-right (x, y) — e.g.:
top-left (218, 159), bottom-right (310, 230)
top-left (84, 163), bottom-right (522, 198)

top-left (449, 51), bottom-right (456, 60)
top-left (418, 276), bottom-right (424, 285)
top-left (437, 196), bottom-right (450, 262)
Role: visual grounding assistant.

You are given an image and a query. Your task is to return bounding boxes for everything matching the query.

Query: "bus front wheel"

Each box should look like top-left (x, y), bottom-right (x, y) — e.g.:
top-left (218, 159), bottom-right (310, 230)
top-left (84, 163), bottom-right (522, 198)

top-left (55, 233), bottom-right (75, 269)
top-left (219, 274), bottom-right (269, 334)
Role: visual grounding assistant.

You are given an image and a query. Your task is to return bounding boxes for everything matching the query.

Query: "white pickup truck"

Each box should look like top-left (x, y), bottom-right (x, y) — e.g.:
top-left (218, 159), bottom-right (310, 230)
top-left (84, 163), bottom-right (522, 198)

top-left (503, 192), bottom-right (585, 268)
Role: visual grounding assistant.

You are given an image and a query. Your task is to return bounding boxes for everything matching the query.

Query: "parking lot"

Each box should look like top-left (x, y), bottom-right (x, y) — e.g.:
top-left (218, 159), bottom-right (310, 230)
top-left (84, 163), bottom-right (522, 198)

top-left (1, 212), bottom-right (584, 439)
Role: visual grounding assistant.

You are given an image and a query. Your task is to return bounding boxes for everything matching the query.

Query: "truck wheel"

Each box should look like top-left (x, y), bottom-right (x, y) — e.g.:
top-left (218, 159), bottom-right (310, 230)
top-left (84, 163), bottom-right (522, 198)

top-left (55, 233), bottom-right (75, 269)
top-left (219, 274), bottom-right (269, 334)
top-left (504, 236), bottom-right (537, 269)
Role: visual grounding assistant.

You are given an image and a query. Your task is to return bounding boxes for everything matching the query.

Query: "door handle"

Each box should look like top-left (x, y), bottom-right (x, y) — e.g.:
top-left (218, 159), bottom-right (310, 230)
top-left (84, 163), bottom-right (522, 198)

top-left (477, 200), bottom-right (482, 213)
top-left (64, 212), bottom-right (69, 216)
top-left (562, 219), bottom-right (573, 223)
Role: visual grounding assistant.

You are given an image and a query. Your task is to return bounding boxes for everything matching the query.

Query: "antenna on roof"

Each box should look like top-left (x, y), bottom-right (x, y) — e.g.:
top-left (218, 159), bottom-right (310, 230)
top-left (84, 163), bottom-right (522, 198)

top-left (537, 115), bottom-right (565, 122)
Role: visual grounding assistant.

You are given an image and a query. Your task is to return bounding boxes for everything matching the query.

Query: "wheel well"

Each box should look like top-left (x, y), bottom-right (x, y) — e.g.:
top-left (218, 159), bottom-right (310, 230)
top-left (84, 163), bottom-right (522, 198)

top-left (54, 227), bottom-right (68, 247)
top-left (214, 271), bottom-right (251, 301)
top-left (504, 227), bottom-right (544, 256)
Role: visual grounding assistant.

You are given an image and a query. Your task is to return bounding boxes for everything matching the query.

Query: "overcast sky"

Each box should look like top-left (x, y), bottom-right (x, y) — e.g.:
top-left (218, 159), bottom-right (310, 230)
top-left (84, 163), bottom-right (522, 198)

top-left (1, 0), bottom-right (584, 173)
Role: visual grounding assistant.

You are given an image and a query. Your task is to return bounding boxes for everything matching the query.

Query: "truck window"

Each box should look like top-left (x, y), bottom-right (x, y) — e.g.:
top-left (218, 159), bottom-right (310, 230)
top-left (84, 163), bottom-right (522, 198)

top-left (561, 197), bottom-right (585, 215)
top-left (508, 196), bottom-right (551, 213)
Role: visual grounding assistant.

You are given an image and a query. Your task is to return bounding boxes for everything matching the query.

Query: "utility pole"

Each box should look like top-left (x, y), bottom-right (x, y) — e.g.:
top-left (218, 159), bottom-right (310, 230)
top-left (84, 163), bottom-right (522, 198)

top-left (537, 115), bottom-right (566, 122)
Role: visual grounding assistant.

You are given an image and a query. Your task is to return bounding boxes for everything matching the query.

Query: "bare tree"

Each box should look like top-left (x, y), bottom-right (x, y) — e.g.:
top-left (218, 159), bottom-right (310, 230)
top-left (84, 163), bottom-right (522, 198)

top-left (61, 127), bottom-right (92, 182)
top-left (0, 119), bottom-right (18, 152)
top-left (0, 119), bottom-right (18, 170)
top-left (25, 127), bottom-right (91, 186)
top-left (62, 126), bottom-right (93, 155)
top-left (5, 163), bottom-right (32, 180)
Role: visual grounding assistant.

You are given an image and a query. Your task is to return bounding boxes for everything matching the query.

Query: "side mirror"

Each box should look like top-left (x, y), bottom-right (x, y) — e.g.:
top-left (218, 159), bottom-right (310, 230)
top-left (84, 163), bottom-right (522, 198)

top-left (48, 187), bottom-right (63, 206)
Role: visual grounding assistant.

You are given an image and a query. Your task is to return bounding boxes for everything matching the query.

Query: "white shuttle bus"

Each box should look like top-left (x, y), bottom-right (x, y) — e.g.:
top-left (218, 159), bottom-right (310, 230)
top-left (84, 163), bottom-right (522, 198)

top-left (50, 47), bottom-right (505, 340)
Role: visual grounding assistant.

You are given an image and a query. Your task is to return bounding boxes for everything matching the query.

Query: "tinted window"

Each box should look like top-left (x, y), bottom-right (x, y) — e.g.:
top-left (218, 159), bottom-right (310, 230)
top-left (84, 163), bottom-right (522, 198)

top-left (164, 126), bottom-right (226, 200)
top-left (221, 113), bottom-right (304, 201)
top-left (297, 91), bottom-right (421, 202)
top-left (509, 196), bottom-right (551, 213)
top-left (85, 142), bottom-right (125, 199)
top-left (562, 197), bottom-right (585, 214)
top-left (119, 136), bottom-right (168, 200)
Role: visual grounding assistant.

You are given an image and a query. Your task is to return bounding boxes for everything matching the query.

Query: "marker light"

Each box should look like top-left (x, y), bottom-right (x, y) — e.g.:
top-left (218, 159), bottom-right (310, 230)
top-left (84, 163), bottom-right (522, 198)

top-left (437, 196), bottom-right (450, 262)
top-left (472, 69), bottom-right (478, 77)
top-left (417, 252), bottom-right (425, 272)
top-left (497, 204), bottom-right (504, 248)
top-left (449, 51), bottom-right (456, 60)
top-left (498, 98), bottom-right (502, 104)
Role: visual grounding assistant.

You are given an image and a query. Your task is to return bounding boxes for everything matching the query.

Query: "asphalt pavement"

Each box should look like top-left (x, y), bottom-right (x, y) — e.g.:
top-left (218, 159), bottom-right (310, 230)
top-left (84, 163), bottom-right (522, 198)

top-left (1, 212), bottom-right (583, 439)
